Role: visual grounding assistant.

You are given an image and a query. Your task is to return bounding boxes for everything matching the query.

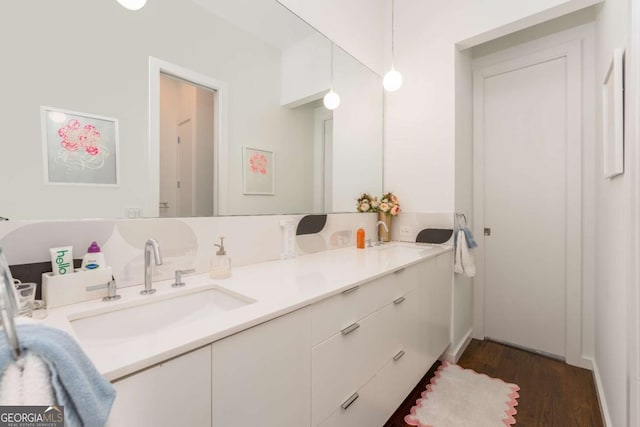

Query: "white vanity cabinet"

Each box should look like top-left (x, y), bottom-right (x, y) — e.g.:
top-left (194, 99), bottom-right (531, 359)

top-left (210, 307), bottom-right (311, 427)
top-left (107, 345), bottom-right (212, 427)
top-left (104, 249), bottom-right (453, 427)
top-left (310, 252), bottom-right (453, 427)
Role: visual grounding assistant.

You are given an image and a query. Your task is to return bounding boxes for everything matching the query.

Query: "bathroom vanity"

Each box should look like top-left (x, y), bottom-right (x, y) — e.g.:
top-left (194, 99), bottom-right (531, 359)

top-left (43, 243), bottom-right (453, 427)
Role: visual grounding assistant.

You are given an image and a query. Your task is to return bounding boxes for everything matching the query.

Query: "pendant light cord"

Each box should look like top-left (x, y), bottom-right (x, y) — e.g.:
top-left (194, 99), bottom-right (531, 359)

top-left (330, 42), bottom-right (335, 88)
top-left (391, 0), bottom-right (396, 67)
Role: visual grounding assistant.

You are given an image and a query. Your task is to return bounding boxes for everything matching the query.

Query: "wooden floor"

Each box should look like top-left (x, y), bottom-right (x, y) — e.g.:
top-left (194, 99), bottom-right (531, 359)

top-left (384, 339), bottom-right (603, 427)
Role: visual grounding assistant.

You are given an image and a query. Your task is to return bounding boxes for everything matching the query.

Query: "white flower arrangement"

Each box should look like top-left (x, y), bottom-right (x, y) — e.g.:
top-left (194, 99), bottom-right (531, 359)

top-left (356, 192), bottom-right (400, 216)
top-left (356, 193), bottom-right (377, 212)
top-left (378, 192), bottom-right (401, 217)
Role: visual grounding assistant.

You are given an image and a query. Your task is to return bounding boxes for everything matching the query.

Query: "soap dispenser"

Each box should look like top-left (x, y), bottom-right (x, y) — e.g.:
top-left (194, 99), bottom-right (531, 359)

top-left (211, 236), bottom-right (231, 279)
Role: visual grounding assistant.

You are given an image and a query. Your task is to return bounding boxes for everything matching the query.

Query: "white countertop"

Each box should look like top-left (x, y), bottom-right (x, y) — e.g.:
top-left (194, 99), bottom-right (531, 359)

top-left (42, 242), bottom-right (452, 381)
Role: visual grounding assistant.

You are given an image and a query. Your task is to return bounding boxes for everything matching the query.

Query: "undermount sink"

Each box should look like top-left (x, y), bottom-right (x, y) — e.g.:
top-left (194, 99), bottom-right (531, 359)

top-left (70, 287), bottom-right (252, 343)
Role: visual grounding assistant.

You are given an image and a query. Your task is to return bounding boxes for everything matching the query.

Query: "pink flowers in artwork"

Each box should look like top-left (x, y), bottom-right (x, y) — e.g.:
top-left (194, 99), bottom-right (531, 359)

top-left (52, 115), bottom-right (111, 172)
top-left (58, 119), bottom-right (103, 156)
top-left (249, 152), bottom-right (268, 175)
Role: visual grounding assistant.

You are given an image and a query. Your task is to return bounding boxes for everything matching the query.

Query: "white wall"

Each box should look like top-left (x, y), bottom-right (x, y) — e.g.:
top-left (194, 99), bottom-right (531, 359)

top-left (452, 48), bottom-right (474, 355)
top-left (0, 0), bottom-right (316, 220)
top-left (332, 47), bottom-right (384, 212)
top-left (593, 0), bottom-right (636, 425)
top-left (277, 0), bottom-right (385, 75)
top-left (281, 33), bottom-right (331, 106)
top-left (383, 0), bottom-right (602, 214)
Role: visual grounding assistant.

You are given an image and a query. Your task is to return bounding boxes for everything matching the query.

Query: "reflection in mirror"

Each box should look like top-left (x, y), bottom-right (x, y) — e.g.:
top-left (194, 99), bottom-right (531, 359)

top-left (0, 0), bottom-right (382, 220)
top-left (159, 74), bottom-right (215, 218)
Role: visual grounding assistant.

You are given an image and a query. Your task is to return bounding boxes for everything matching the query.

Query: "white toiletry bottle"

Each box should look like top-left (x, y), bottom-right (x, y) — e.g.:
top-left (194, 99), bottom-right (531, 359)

top-left (81, 241), bottom-right (106, 270)
top-left (211, 237), bottom-right (231, 279)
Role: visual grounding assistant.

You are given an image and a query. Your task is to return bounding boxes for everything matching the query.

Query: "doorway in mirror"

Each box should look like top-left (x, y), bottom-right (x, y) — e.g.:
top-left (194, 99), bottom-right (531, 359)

top-left (159, 73), bottom-right (216, 218)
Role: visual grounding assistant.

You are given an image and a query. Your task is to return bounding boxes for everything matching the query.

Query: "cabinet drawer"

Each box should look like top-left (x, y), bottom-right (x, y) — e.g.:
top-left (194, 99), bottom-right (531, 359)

top-left (377, 347), bottom-right (425, 421)
top-left (312, 303), bottom-right (394, 426)
top-left (389, 263), bottom-right (420, 297)
top-left (311, 274), bottom-right (396, 346)
top-left (317, 375), bottom-right (383, 427)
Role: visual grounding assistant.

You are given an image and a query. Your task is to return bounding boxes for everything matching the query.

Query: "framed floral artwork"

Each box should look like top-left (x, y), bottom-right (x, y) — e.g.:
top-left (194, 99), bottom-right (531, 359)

top-left (41, 106), bottom-right (119, 186)
top-left (243, 146), bottom-right (274, 195)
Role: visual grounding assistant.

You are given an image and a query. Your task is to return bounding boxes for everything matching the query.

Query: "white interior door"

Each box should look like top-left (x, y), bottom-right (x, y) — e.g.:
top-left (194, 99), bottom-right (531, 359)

top-left (482, 57), bottom-right (568, 357)
top-left (177, 119), bottom-right (194, 217)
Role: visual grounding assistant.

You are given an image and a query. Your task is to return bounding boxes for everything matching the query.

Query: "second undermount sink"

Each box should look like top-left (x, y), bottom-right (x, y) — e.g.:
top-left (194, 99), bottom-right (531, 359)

top-left (70, 287), bottom-right (252, 343)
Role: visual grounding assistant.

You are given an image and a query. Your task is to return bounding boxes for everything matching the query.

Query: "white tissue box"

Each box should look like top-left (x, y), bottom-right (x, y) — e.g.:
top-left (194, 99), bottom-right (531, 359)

top-left (42, 267), bottom-right (113, 308)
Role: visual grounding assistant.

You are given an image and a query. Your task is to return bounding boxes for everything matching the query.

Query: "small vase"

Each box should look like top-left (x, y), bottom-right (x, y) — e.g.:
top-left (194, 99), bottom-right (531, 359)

top-left (378, 212), bottom-right (392, 242)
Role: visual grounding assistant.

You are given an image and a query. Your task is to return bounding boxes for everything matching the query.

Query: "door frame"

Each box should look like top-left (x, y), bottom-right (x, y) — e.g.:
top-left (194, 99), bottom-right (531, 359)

top-left (313, 107), bottom-right (332, 213)
top-left (472, 37), bottom-right (588, 368)
top-left (149, 57), bottom-right (229, 216)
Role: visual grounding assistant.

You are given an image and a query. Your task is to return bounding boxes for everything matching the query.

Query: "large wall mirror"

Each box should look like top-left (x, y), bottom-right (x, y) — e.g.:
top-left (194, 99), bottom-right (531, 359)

top-left (0, 0), bottom-right (383, 220)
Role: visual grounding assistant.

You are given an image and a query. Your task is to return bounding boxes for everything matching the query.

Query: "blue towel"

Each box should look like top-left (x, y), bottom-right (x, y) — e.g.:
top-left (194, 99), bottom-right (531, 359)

top-left (0, 324), bottom-right (115, 427)
top-left (463, 227), bottom-right (478, 249)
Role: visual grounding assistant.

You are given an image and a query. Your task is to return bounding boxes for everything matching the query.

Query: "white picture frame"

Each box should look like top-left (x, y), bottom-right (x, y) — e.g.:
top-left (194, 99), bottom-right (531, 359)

top-left (602, 48), bottom-right (624, 178)
top-left (41, 106), bottom-right (119, 186)
top-left (242, 146), bottom-right (275, 195)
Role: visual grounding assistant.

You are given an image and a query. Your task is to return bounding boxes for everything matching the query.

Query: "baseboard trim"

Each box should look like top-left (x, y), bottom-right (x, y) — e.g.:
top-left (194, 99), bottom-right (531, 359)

top-left (589, 357), bottom-right (613, 427)
top-left (441, 329), bottom-right (473, 363)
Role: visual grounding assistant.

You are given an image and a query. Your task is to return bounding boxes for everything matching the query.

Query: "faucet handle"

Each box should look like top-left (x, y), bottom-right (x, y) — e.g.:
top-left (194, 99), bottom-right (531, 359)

top-left (102, 276), bottom-right (121, 302)
top-left (172, 269), bottom-right (196, 288)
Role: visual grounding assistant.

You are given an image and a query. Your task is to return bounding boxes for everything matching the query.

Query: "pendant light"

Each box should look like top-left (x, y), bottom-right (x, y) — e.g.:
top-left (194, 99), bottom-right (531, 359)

top-left (323, 43), bottom-right (341, 110)
top-left (383, 0), bottom-right (403, 92)
top-left (117, 0), bottom-right (147, 11)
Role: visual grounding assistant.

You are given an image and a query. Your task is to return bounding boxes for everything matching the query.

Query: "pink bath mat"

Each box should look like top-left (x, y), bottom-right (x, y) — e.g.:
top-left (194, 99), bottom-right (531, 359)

top-left (405, 362), bottom-right (520, 427)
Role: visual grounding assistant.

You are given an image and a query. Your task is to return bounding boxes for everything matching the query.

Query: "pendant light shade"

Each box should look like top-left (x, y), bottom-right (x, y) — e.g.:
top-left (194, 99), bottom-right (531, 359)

top-left (383, 67), bottom-right (403, 92)
top-left (323, 89), bottom-right (341, 110)
top-left (117, 0), bottom-right (147, 11)
top-left (325, 42), bottom-right (341, 110)
top-left (384, 0), bottom-right (403, 92)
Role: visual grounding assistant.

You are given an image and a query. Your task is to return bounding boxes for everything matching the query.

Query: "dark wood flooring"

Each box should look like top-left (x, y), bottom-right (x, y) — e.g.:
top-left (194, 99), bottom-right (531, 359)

top-left (384, 339), bottom-right (603, 427)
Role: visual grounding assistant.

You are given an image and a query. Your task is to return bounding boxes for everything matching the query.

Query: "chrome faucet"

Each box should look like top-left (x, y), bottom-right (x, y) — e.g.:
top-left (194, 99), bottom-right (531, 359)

top-left (375, 221), bottom-right (389, 245)
top-left (141, 239), bottom-right (162, 295)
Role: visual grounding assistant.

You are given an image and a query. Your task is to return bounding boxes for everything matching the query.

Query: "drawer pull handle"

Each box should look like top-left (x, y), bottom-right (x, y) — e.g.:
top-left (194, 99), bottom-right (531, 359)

top-left (393, 296), bottom-right (406, 305)
top-left (393, 268), bottom-right (406, 275)
top-left (341, 392), bottom-right (360, 410)
top-left (393, 350), bottom-right (406, 361)
top-left (342, 285), bottom-right (360, 295)
top-left (341, 323), bottom-right (360, 335)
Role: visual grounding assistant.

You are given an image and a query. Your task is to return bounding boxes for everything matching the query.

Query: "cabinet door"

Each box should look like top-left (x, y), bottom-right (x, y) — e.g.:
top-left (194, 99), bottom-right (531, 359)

top-left (211, 307), bottom-right (311, 427)
top-left (424, 252), bottom-right (454, 362)
top-left (107, 345), bottom-right (212, 427)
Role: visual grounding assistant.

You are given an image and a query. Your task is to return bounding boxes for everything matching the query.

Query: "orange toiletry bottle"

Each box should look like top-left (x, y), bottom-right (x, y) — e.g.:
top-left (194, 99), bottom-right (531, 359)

top-left (357, 228), bottom-right (365, 249)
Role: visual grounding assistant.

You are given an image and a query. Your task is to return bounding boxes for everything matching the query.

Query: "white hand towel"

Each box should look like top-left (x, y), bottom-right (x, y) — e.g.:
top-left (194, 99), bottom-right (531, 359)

top-left (454, 230), bottom-right (476, 277)
top-left (0, 351), bottom-right (55, 405)
top-left (455, 231), bottom-right (465, 274)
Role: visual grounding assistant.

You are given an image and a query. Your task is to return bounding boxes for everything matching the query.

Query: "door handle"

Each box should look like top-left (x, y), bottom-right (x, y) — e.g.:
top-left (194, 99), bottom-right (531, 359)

top-left (484, 228), bottom-right (491, 236)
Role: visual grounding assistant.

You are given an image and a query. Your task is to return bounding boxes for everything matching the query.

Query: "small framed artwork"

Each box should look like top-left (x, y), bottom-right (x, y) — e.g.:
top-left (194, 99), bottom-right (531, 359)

top-left (602, 48), bottom-right (624, 178)
top-left (243, 146), bottom-right (275, 195)
top-left (41, 106), bottom-right (119, 186)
